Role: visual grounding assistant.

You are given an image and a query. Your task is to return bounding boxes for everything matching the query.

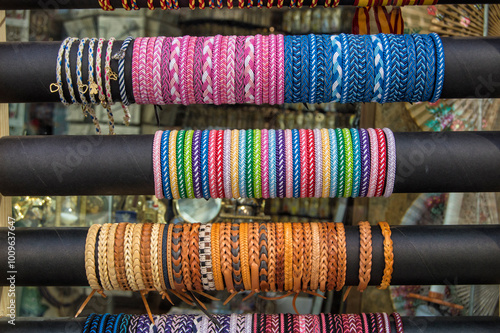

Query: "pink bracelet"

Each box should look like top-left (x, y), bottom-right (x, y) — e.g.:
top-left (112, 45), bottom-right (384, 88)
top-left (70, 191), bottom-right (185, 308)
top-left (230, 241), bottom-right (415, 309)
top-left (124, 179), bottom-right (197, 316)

top-left (219, 36), bottom-right (228, 105)
top-left (269, 34), bottom-right (277, 105)
top-left (383, 128), bottom-right (396, 197)
top-left (169, 37), bottom-right (182, 104)
top-left (300, 129), bottom-right (308, 198)
top-left (138, 37), bottom-right (149, 104)
top-left (153, 37), bottom-right (165, 105)
top-left (161, 37), bottom-right (173, 105)
top-left (244, 36), bottom-right (255, 104)
top-left (186, 36), bottom-right (197, 105)
top-left (146, 36), bottom-right (157, 104)
top-left (202, 37), bottom-right (214, 104)
top-left (262, 35), bottom-right (269, 105)
top-left (208, 129), bottom-right (218, 198)
top-left (179, 35), bottom-right (190, 106)
top-left (276, 34), bottom-right (285, 105)
top-left (212, 35), bottom-right (222, 105)
top-left (226, 36), bottom-right (236, 105)
top-left (261, 129), bottom-right (269, 198)
top-left (285, 129), bottom-right (293, 198)
top-left (254, 34), bottom-right (262, 105)
top-left (367, 128), bottom-right (379, 197)
top-left (193, 37), bottom-right (205, 105)
top-left (132, 37), bottom-right (142, 104)
top-left (235, 36), bottom-right (246, 105)
top-left (375, 128), bottom-right (387, 197)
top-left (223, 129), bottom-right (232, 199)
top-left (314, 128), bottom-right (323, 198)
top-left (153, 130), bottom-right (164, 199)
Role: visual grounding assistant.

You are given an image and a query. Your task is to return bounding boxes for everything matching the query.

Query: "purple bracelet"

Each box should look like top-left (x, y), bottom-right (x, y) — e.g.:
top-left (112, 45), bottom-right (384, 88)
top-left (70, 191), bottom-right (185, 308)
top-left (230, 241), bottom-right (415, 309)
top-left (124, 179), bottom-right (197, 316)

top-left (314, 128), bottom-right (323, 198)
top-left (192, 130), bottom-right (202, 198)
top-left (137, 314), bottom-right (150, 333)
top-left (193, 37), bottom-right (205, 104)
top-left (223, 129), bottom-right (232, 198)
top-left (383, 128), bottom-right (396, 197)
top-left (235, 36), bottom-right (246, 105)
top-left (359, 128), bottom-right (371, 197)
top-left (161, 37), bottom-right (173, 104)
top-left (276, 129), bottom-right (285, 198)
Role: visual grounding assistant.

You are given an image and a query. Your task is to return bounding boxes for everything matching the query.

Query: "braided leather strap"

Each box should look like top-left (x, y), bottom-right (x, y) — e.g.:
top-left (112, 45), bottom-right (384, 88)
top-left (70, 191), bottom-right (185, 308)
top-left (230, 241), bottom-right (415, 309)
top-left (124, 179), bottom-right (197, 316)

top-left (220, 222), bottom-right (235, 292)
top-left (98, 223), bottom-right (113, 291)
top-left (301, 223), bottom-right (312, 291)
top-left (230, 223), bottom-right (244, 292)
top-left (336, 222), bottom-right (347, 291)
top-left (124, 223), bottom-right (139, 291)
top-left (181, 223), bottom-right (193, 291)
top-left (318, 223), bottom-right (329, 292)
top-left (114, 223), bottom-right (130, 291)
top-left (139, 223), bottom-right (154, 290)
top-left (275, 222), bottom-right (285, 291)
top-left (239, 221), bottom-right (252, 291)
top-left (283, 222), bottom-right (293, 292)
top-left (357, 221), bottom-right (372, 292)
top-left (85, 224), bottom-right (102, 290)
top-left (171, 224), bottom-right (185, 291)
top-left (132, 223), bottom-right (146, 291)
top-left (258, 223), bottom-right (270, 291)
top-left (378, 222), bottom-right (394, 290)
top-left (248, 222), bottom-right (260, 292)
top-left (266, 222), bottom-right (276, 292)
top-left (292, 223), bottom-right (304, 293)
top-left (310, 222), bottom-right (320, 291)
top-left (211, 223), bottom-right (225, 290)
top-left (326, 223), bottom-right (338, 292)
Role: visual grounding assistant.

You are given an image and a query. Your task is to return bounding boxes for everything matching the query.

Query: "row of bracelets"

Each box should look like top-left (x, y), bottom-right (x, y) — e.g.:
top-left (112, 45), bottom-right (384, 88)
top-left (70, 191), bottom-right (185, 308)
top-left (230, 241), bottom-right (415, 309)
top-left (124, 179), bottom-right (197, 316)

top-left (152, 128), bottom-right (396, 200)
top-left (82, 312), bottom-right (404, 333)
top-left (85, 221), bottom-right (394, 299)
top-left (53, 33), bottom-right (444, 111)
top-left (98, 0), bottom-right (436, 10)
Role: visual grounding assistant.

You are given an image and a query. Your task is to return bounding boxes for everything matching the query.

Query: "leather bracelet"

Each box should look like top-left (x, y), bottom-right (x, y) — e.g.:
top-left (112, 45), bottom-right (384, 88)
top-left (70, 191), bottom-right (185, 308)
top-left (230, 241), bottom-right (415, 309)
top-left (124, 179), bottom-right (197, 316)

top-left (301, 222), bottom-right (312, 291)
top-left (258, 223), bottom-right (270, 292)
top-left (114, 222), bottom-right (130, 291)
top-left (248, 222), bottom-right (260, 292)
top-left (189, 223), bottom-right (203, 291)
top-left (378, 222), bottom-right (394, 290)
top-left (124, 223), bottom-right (139, 291)
top-left (171, 224), bottom-right (185, 291)
top-left (166, 223), bottom-right (175, 291)
top-left (357, 221), bottom-right (372, 292)
top-left (318, 223), bottom-right (329, 292)
top-left (230, 223), bottom-right (244, 292)
top-left (211, 223), bottom-right (225, 290)
top-left (275, 222), bottom-right (285, 291)
top-left (292, 222), bottom-right (304, 293)
top-left (266, 222), bottom-right (276, 292)
top-left (283, 222), bottom-right (293, 292)
top-left (158, 223), bottom-right (167, 291)
top-left (336, 222), bottom-right (347, 291)
top-left (220, 222), bottom-right (235, 293)
top-left (107, 223), bottom-right (120, 290)
top-left (98, 223), bottom-right (112, 291)
top-left (140, 223), bottom-right (154, 290)
top-left (326, 222), bottom-right (338, 292)
top-left (199, 224), bottom-right (215, 291)
top-left (181, 223), bottom-right (192, 291)
top-left (132, 223), bottom-right (146, 291)
top-left (239, 222), bottom-right (252, 291)
top-left (85, 224), bottom-right (102, 290)
top-left (310, 222), bottom-right (320, 291)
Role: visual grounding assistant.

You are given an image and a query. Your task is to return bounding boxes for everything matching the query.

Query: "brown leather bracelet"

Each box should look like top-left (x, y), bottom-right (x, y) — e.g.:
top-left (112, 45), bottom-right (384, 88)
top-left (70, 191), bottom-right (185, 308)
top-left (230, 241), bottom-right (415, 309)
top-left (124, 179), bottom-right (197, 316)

top-left (181, 223), bottom-right (193, 291)
top-left (292, 222), bottom-right (304, 293)
top-left (258, 223), bottom-right (270, 292)
top-left (140, 223), bottom-right (154, 290)
top-left (283, 222), bottom-right (293, 292)
top-left (171, 224), bottom-right (185, 291)
top-left (189, 223), bottom-right (203, 291)
top-left (114, 222), bottom-right (130, 291)
top-left (150, 223), bottom-right (162, 292)
top-left (230, 222), bottom-right (244, 292)
top-left (98, 223), bottom-right (112, 291)
top-left (124, 223), bottom-right (139, 291)
top-left (266, 222), bottom-right (276, 292)
top-left (248, 222), bottom-right (261, 292)
top-left (318, 223), bottom-right (330, 292)
top-left (106, 222), bottom-right (119, 290)
top-left (275, 222), bottom-right (285, 292)
top-left (335, 222), bottom-right (347, 291)
top-left (239, 222), bottom-right (251, 291)
top-left (301, 222), bottom-right (312, 291)
top-left (211, 222), bottom-right (225, 291)
top-left (166, 223), bottom-right (176, 290)
top-left (220, 222), bottom-right (235, 293)
top-left (132, 223), bottom-right (146, 291)
top-left (326, 222), bottom-right (338, 292)
top-left (377, 222), bottom-right (394, 290)
top-left (158, 223), bottom-right (167, 291)
top-left (85, 224), bottom-right (102, 291)
top-left (357, 221), bottom-right (372, 292)
top-left (310, 222), bottom-right (320, 291)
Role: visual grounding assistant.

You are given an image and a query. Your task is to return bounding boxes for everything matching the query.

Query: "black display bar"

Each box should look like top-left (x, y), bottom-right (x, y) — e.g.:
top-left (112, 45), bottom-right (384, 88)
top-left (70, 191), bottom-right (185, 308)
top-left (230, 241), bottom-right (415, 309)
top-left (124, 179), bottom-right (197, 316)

top-left (1, 225), bottom-right (500, 287)
top-left (0, 37), bottom-right (499, 103)
top-left (0, 131), bottom-right (498, 196)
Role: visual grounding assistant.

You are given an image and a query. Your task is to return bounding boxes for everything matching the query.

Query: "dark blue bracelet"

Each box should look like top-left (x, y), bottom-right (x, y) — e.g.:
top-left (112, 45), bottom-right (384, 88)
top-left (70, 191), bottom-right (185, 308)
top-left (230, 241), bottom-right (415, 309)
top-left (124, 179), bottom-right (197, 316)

top-left (292, 128), bottom-right (300, 198)
top-left (137, 314), bottom-right (150, 333)
top-left (112, 314), bottom-right (124, 333)
top-left (340, 33), bottom-right (350, 104)
top-left (315, 34), bottom-right (325, 104)
top-left (359, 128), bottom-right (370, 198)
top-left (404, 34), bottom-right (416, 102)
top-left (323, 35), bottom-right (334, 103)
top-left (371, 35), bottom-right (384, 103)
top-left (201, 129), bottom-right (210, 200)
top-left (160, 130), bottom-right (172, 199)
top-left (276, 129), bottom-right (285, 198)
top-left (352, 34), bottom-right (367, 103)
top-left (113, 37), bottom-right (133, 107)
top-left (96, 314), bottom-right (109, 333)
top-left (83, 314), bottom-right (96, 333)
top-left (423, 34), bottom-right (436, 102)
top-left (379, 33), bottom-right (392, 104)
top-left (411, 34), bottom-right (427, 103)
top-left (308, 34), bottom-right (317, 104)
top-left (284, 36), bottom-right (293, 104)
top-left (291, 36), bottom-right (301, 103)
top-left (104, 314), bottom-right (116, 333)
top-left (332, 35), bottom-right (342, 102)
top-left (300, 35), bottom-right (309, 104)
top-left (430, 32), bottom-right (445, 103)
top-left (350, 128), bottom-right (361, 198)
top-left (363, 34), bottom-right (374, 103)
top-left (162, 223), bottom-right (171, 290)
top-left (192, 130), bottom-right (202, 198)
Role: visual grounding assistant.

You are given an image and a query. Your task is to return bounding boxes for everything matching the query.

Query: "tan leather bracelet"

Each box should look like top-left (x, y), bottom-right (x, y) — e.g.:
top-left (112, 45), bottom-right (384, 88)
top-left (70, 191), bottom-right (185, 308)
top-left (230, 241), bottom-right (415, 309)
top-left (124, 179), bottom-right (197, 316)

top-left (283, 222), bottom-right (293, 292)
top-left (301, 222), bottom-right (312, 291)
top-left (132, 223), bottom-right (147, 290)
top-left (326, 223), bottom-right (338, 292)
top-left (124, 222), bottom-right (139, 291)
top-left (266, 222), bottom-right (276, 292)
top-left (98, 223), bottom-right (113, 291)
top-left (107, 223), bottom-right (120, 290)
top-left (181, 223), bottom-right (192, 291)
top-left (318, 223), bottom-right (330, 292)
top-left (248, 222), bottom-right (260, 292)
top-left (377, 222), bottom-right (394, 290)
top-left (158, 224), bottom-right (167, 291)
top-left (150, 223), bottom-right (162, 292)
top-left (275, 222), bottom-right (285, 292)
top-left (220, 222), bottom-right (235, 293)
top-left (335, 222), bottom-right (347, 291)
top-left (292, 223), bottom-right (304, 293)
top-left (211, 223), bottom-right (225, 291)
top-left (140, 223), bottom-right (154, 290)
top-left (85, 224), bottom-right (102, 290)
top-left (166, 223), bottom-right (175, 290)
top-left (310, 222), bottom-right (320, 291)
top-left (358, 221), bottom-right (372, 292)
top-left (190, 223), bottom-right (203, 291)
top-left (171, 224), bottom-right (185, 291)
top-left (239, 222), bottom-right (252, 291)
top-left (114, 222), bottom-right (130, 291)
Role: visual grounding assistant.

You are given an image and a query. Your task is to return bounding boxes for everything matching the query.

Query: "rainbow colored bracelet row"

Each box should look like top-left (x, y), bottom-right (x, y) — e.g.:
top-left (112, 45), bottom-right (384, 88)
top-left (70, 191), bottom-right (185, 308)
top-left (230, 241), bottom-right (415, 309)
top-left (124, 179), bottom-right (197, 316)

top-left (152, 128), bottom-right (396, 200)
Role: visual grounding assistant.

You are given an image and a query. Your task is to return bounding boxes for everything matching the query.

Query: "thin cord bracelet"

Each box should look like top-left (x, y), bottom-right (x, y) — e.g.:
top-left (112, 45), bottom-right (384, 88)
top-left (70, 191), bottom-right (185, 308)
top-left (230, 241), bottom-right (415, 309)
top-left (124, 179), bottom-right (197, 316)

top-left (201, 129), bottom-right (210, 200)
top-left (184, 129), bottom-right (195, 199)
top-left (335, 128), bottom-right (345, 198)
top-left (216, 129), bottom-right (225, 198)
top-left (261, 129), bottom-right (270, 199)
top-left (176, 129), bottom-right (187, 199)
top-left (307, 129), bottom-right (316, 198)
top-left (153, 130), bottom-right (164, 199)
top-left (208, 129), bottom-right (218, 198)
top-left (145, 36), bottom-right (158, 105)
top-left (299, 129), bottom-right (308, 198)
top-left (300, 35), bottom-right (310, 104)
top-left (268, 129), bottom-right (276, 199)
top-left (51, 38), bottom-right (71, 106)
top-left (342, 128), bottom-right (354, 198)
top-left (64, 37), bottom-right (79, 106)
top-left (430, 32), bottom-right (444, 103)
top-left (87, 38), bottom-right (98, 106)
top-left (168, 130), bottom-right (180, 199)
top-left (253, 129), bottom-right (262, 199)
top-left (383, 128), bottom-right (396, 197)
top-left (422, 33), bottom-right (436, 102)
top-left (374, 128), bottom-right (387, 197)
top-left (321, 129), bottom-right (331, 198)
top-left (254, 34), bottom-right (262, 105)
top-left (230, 129), bottom-right (240, 199)
top-left (350, 128), bottom-right (361, 198)
top-left (284, 129), bottom-right (293, 198)
top-left (314, 128), bottom-right (323, 198)
top-left (245, 129), bottom-right (254, 198)
top-left (290, 36), bottom-right (300, 103)
top-left (276, 129), bottom-right (285, 199)
top-left (192, 130), bottom-right (202, 199)
top-left (359, 128), bottom-right (371, 198)
top-left (238, 129), bottom-right (247, 198)
top-left (291, 129), bottom-right (300, 199)
top-left (223, 129), bottom-right (232, 199)
top-left (309, 34), bottom-right (317, 104)
top-left (329, 129), bottom-right (338, 198)
top-left (331, 35), bottom-right (342, 102)
top-left (366, 128), bottom-right (379, 198)
top-left (104, 38), bottom-right (117, 107)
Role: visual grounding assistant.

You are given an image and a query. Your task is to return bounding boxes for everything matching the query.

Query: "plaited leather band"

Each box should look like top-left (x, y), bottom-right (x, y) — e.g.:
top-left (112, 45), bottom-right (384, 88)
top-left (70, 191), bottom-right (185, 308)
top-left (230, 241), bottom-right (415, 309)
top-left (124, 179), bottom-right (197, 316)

top-left (220, 222), bottom-right (235, 293)
top-left (310, 222), bottom-right (320, 291)
top-left (85, 224), bottom-right (102, 290)
top-left (132, 223), bottom-right (146, 291)
top-left (275, 222), bottom-right (285, 292)
top-left (326, 223), bottom-right (338, 292)
top-left (124, 223), bottom-right (139, 291)
top-left (189, 223), bottom-right (203, 291)
top-left (336, 222), bottom-right (347, 291)
top-left (114, 222), bottom-right (130, 291)
top-left (283, 222), bottom-right (293, 292)
top-left (258, 223), bottom-right (270, 292)
top-left (181, 223), bottom-right (192, 290)
top-left (98, 223), bottom-right (113, 291)
top-left (357, 221), bottom-right (372, 292)
top-left (171, 224), bottom-right (185, 291)
top-left (150, 223), bottom-right (162, 292)
top-left (292, 222), bottom-right (304, 293)
top-left (211, 222), bottom-right (225, 290)
top-left (107, 223), bottom-right (119, 290)
top-left (302, 222), bottom-right (312, 291)
top-left (378, 222), bottom-right (394, 290)
top-left (158, 223), bottom-right (167, 291)
top-left (248, 222), bottom-right (261, 292)
top-left (140, 223), bottom-right (154, 290)
top-left (318, 223), bottom-right (329, 292)
top-left (199, 224), bottom-right (216, 291)
top-left (239, 222), bottom-right (252, 291)
top-left (230, 223), bottom-right (244, 292)
top-left (266, 222), bottom-right (276, 292)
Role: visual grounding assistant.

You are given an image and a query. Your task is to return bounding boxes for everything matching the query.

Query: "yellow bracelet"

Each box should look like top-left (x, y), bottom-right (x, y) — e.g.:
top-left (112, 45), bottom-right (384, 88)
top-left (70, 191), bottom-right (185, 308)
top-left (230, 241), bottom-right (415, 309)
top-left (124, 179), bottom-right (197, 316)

top-left (283, 222), bottom-right (293, 292)
top-left (124, 223), bottom-right (139, 291)
top-left (321, 129), bottom-right (331, 198)
top-left (107, 223), bottom-right (120, 290)
top-left (211, 223), bottom-right (225, 291)
top-left (85, 224), bottom-right (102, 290)
top-left (98, 223), bottom-right (112, 291)
top-left (239, 222), bottom-right (252, 290)
top-left (132, 223), bottom-right (146, 290)
top-left (231, 129), bottom-right (240, 199)
top-left (310, 222), bottom-right (320, 291)
top-left (169, 130), bottom-right (180, 199)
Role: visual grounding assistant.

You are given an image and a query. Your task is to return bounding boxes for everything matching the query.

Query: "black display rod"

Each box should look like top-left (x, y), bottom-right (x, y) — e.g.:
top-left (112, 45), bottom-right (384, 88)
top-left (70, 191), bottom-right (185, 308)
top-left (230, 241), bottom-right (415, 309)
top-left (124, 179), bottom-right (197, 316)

top-left (1, 0), bottom-right (499, 10)
top-left (2, 317), bottom-right (500, 333)
top-left (0, 37), bottom-right (499, 103)
top-left (1, 225), bottom-right (500, 287)
top-left (0, 131), bottom-right (498, 196)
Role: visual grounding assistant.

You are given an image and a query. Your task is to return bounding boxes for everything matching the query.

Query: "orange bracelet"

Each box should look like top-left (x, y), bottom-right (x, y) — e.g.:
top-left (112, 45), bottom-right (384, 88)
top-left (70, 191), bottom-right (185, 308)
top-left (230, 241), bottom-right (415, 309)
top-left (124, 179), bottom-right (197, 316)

top-left (301, 222), bottom-right (312, 291)
top-left (181, 223), bottom-right (193, 291)
top-left (211, 223), bottom-right (225, 291)
top-left (166, 223), bottom-right (176, 291)
top-left (377, 222), bottom-right (394, 290)
top-left (326, 223), bottom-right (338, 292)
top-left (140, 223), bottom-right (154, 290)
top-left (358, 221), bottom-right (372, 292)
top-left (310, 222), bottom-right (321, 291)
top-left (107, 223), bottom-right (120, 290)
top-left (283, 222), bottom-right (293, 292)
top-left (114, 223), bottom-right (130, 291)
top-left (189, 223), bottom-right (203, 291)
top-left (292, 223), bottom-right (304, 293)
top-left (335, 222), bottom-right (347, 291)
top-left (85, 224), bottom-right (102, 291)
top-left (275, 222), bottom-right (285, 292)
top-left (132, 223), bottom-right (146, 291)
top-left (318, 223), bottom-right (329, 292)
top-left (220, 222), bottom-right (235, 293)
top-left (239, 222), bottom-right (252, 291)
top-left (267, 222), bottom-right (276, 292)
top-left (248, 222), bottom-right (261, 292)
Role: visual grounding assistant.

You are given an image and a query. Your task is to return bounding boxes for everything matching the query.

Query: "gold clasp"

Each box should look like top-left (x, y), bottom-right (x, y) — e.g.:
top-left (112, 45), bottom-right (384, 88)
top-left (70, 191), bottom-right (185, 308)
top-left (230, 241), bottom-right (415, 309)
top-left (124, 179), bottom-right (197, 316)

top-left (50, 83), bottom-right (60, 93)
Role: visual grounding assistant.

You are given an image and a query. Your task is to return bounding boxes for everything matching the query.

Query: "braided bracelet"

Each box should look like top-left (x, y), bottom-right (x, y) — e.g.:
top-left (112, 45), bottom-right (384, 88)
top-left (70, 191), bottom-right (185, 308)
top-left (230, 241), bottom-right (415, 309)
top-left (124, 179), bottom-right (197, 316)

top-left (292, 223), bottom-right (304, 293)
top-left (336, 222), bottom-right (347, 291)
top-left (377, 222), bottom-right (394, 290)
top-left (285, 129), bottom-right (294, 198)
top-left (383, 128), bottom-right (396, 197)
top-left (239, 222), bottom-right (252, 291)
top-left (150, 223), bottom-right (162, 292)
top-left (253, 129), bottom-right (262, 199)
top-left (359, 128), bottom-right (370, 198)
top-left (335, 128), bottom-right (345, 198)
top-left (302, 223), bottom-right (312, 291)
top-left (115, 223), bottom-right (131, 291)
top-left (211, 223), bottom-right (225, 291)
top-left (223, 129), bottom-right (232, 199)
top-left (216, 130), bottom-right (225, 198)
top-left (248, 222), bottom-right (260, 292)
top-left (85, 224), bottom-right (102, 290)
top-left (176, 130), bottom-right (187, 199)
top-left (310, 222), bottom-right (321, 291)
top-left (268, 129), bottom-right (276, 199)
top-left (275, 222), bottom-right (284, 291)
top-left (98, 223), bottom-right (113, 291)
top-left (283, 222), bottom-right (293, 292)
top-left (140, 223), bottom-right (154, 290)
top-left (230, 223), bottom-right (244, 292)
top-left (357, 221), bottom-right (372, 292)
top-left (245, 129), bottom-right (254, 198)
top-left (343, 128), bottom-right (354, 197)
top-left (208, 129), bottom-right (218, 199)
top-left (107, 223), bottom-right (120, 290)
top-left (132, 223), bottom-right (147, 291)
top-left (181, 223), bottom-right (193, 290)
top-left (299, 129), bottom-right (308, 198)
top-left (329, 129), bottom-right (338, 198)
top-left (201, 130), bottom-right (210, 200)
top-left (307, 129), bottom-right (315, 198)
top-left (258, 223), bottom-right (270, 291)
top-left (171, 224), bottom-right (185, 291)
top-left (198, 224), bottom-right (215, 291)
top-left (266, 222), bottom-right (276, 292)
top-left (192, 130), bottom-right (202, 199)
top-left (351, 128), bottom-right (361, 198)
top-left (314, 128), bottom-right (322, 198)
top-left (326, 223), bottom-right (338, 292)
top-left (153, 131), bottom-right (164, 199)
top-left (366, 128), bottom-right (379, 198)
top-left (374, 128), bottom-right (387, 197)
top-left (146, 37), bottom-right (158, 105)
top-left (124, 223), bottom-right (139, 291)
top-left (184, 130), bottom-right (195, 199)
top-left (52, 38), bottom-right (71, 106)
top-left (276, 129), bottom-right (285, 198)
top-left (220, 222), bottom-right (234, 293)
top-left (238, 129), bottom-right (247, 198)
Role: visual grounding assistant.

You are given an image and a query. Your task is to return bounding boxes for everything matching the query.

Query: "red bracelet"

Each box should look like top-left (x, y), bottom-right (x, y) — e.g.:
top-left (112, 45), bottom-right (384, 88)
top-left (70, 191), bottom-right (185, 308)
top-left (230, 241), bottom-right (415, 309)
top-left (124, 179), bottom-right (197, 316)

top-left (208, 130), bottom-right (218, 198)
top-left (307, 129), bottom-right (315, 198)
top-left (374, 128), bottom-right (387, 197)
top-left (216, 130), bottom-right (225, 198)
top-left (299, 129), bottom-right (308, 198)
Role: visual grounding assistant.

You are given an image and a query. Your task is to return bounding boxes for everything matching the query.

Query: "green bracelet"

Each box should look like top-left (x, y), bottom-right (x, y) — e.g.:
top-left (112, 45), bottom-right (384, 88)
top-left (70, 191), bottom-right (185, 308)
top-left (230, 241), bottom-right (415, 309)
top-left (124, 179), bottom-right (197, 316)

top-left (184, 130), bottom-right (195, 199)
top-left (246, 129), bottom-right (254, 198)
top-left (176, 130), bottom-right (187, 199)
top-left (335, 128), bottom-right (345, 198)
top-left (253, 129), bottom-right (262, 199)
top-left (342, 128), bottom-right (353, 198)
